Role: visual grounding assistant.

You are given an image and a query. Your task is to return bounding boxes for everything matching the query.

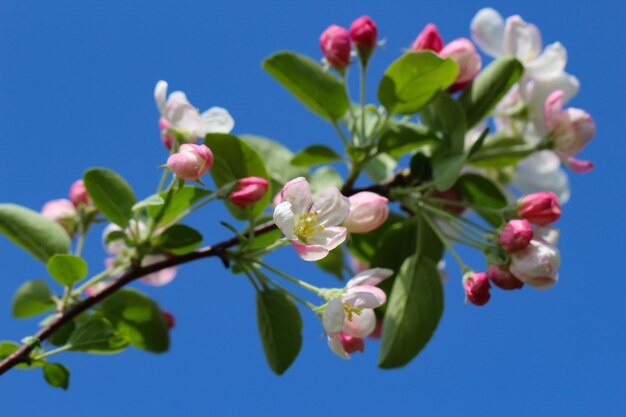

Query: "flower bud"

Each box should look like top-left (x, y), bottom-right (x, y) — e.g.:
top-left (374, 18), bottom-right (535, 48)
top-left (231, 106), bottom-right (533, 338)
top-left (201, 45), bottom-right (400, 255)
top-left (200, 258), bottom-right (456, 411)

top-left (430, 187), bottom-right (465, 215)
top-left (228, 177), bottom-right (269, 207)
top-left (41, 199), bottom-right (78, 235)
top-left (439, 38), bottom-right (482, 92)
top-left (518, 192), bottom-right (561, 226)
top-left (463, 272), bottom-right (491, 306)
top-left (338, 332), bottom-right (365, 354)
top-left (510, 239), bottom-right (560, 290)
top-left (343, 191), bottom-right (389, 233)
top-left (350, 15), bottom-right (378, 49)
top-left (162, 311), bottom-right (176, 329)
top-left (320, 25), bottom-right (351, 69)
top-left (69, 179), bottom-right (91, 207)
top-left (167, 143), bottom-right (213, 182)
top-left (487, 264), bottom-right (524, 290)
top-left (499, 219), bottom-right (533, 252)
top-left (411, 23), bottom-right (443, 52)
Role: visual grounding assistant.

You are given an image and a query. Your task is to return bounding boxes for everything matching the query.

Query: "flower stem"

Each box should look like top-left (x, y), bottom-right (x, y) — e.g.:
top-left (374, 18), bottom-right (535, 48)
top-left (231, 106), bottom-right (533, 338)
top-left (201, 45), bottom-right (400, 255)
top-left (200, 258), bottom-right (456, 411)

top-left (246, 259), bottom-right (322, 295)
top-left (419, 210), bottom-right (470, 273)
top-left (360, 63), bottom-right (367, 145)
top-left (332, 121), bottom-right (350, 148)
top-left (251, 268), bottom-right (317, 310)
top-left (32, 345), bottom-right (73, 361)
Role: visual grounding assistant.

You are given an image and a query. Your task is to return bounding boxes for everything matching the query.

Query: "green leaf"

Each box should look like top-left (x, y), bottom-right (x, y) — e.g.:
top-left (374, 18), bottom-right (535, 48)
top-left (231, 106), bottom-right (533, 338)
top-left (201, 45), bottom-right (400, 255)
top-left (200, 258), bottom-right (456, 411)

top-left (409, 152), bottom-right (433, 183)
top-left (363, 153), bottom-right (397, 182)
top-left (43, 363), bottom-right (70, 390)
top-left (99, 289), bottom-right (169, 353)
top-left (154, 224), bottom-right (203, 255)
top-left (378, 255), bottom-right (444, 368)
top-left (204, 134), bottom-right (271, 220)
top-left (456, 173), bottom-right (507, 227)
top-left (240, 135), bottom-right (307, 184)
top-left (256, 289), bottom-right (302, 375)
top-left (47, 254), bottom-right (88, 287)
top-left (378, 51), bottom-right (458, 115)
top-left (83, 168), bottom-right (137, 227)
top-left (348, 212), bottom-right (405, 263)
top-left (468, 137), bottom-right (533, 168)
top-left (291, 145), bottom-right (342, 167)
top-left (147, 186), bottom-right (210, 227)
top-left (315, 246), bottom-right (345, 280)
top-left (378, 122), bottom-right (438, 158)
top-left (12, 279), bottom-right (55, 318)
top-left (263, 51), bottom-right (349, 122)
top-left (468, 127), bottom-right (490, 157)
top-left (0, 341), bottom-right (19, 360)
top-left (132, 194), bottom-right (165, 212)
top-left (421, 92), bottom-right (467, 154)
top-left (309, 166), bottom-right (342, 196)
top-left (48, 320), bottom-right (76, 347)
top-left (432, 153), bottom-right (466, 191)
top-left (68, 317), bottom-right (129, 353)
top-left (459, 56), bottom-right (524, 128)
top-left (0, 204), bottom-right (70, 263)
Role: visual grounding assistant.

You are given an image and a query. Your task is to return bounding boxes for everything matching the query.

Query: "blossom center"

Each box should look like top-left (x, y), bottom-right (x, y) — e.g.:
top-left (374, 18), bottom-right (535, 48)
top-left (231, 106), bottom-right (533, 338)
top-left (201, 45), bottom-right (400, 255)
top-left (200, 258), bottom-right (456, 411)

top-left (296, 211), bottom-right (324, 239)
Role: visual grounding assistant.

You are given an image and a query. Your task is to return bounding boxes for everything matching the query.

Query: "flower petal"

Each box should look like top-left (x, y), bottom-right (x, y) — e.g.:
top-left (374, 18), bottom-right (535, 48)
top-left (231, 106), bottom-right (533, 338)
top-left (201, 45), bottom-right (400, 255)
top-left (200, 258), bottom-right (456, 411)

top-left (327, 335), bottom-right (350, 360)
top-left (280, 177), bottom-right (312, 215)
top-left (343, 308), bottom-right (376, 338)
top-left (322, 297), bottom-right (345, 335)
top-left (470, 8), bottom-right (505, 57)
top-left (558, 153), bottom-right (595, 173)
top-left (503, 15), bottom-right (542, 61)
top-left (346, 268), bottom-right (393, 288)
top-left (514, 151), bottom-right (570, 204)
top-left (343, 285), bottom-right (386, 308)
top-left (526, 42), bottom-right (567, 81)
top-left (292, 241), bottom-right (329, 261)
top-left (312, 187), bottom-right (350, 227)
top-left (200, 107), bottom-right (235, 135)
top-left (273, 201), bottom-right (296, 240)
top-left (140, 255), bottom-right (177, 286)
top-left (306, 226), bottom-right (347, 252)
top-left (154, 80), bottom-right (168, 117)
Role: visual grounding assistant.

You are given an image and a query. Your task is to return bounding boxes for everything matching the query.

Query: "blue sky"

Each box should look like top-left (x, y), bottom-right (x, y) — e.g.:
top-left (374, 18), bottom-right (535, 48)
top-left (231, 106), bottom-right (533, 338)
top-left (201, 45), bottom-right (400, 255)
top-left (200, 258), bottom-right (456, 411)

top-left (0, 0), bottom-right (624, 416)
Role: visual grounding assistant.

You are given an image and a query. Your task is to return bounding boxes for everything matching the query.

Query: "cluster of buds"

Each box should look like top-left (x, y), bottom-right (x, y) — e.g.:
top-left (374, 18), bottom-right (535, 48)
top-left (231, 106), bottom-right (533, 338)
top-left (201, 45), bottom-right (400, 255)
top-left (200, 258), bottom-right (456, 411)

top-left (41, 179), bottom-right (96, 236)
top-left (320, 15), bottom-right (378, 70)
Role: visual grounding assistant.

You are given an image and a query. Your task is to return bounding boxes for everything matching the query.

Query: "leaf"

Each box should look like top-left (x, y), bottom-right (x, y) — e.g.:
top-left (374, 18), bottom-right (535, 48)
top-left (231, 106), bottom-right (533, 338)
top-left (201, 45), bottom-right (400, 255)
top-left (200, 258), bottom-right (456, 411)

top-left (315, 246), bottom-right (345, 280)
top-left (12, 279), bottom-right (55, 318)
top-left (68, 317), bottom-right (129, 353)
top-left (459, 56), bottom-right (524, 129)
top-left (132, 194), bottom-right (165, 212)
top-left (309, 166), bottom-right (342, 196)
top-left (378, 255), bottom-right (444, 368)
top-left (456, 173), bottom-right (507, 227)
top-left (99, 289), bottom-right (169, 353)
top-left (348, 212), bottom-right (405, 262)
top-left (48, 320), bottom-right (76, 347)
top-left (240, 135), bottom-right (307, 184)
top-left (0, 341), bottom-right (19, 360)
top-left (291, 145), bottom-right (342, 167)
top-left (432, 153), bottom-right (466, 191)
top-left (409, 152), bottom-right (433, 183)
top-left (256, 289), bottom-right (302, 375)
top-left (204, 134), bottom-right (271, 220)
top-left (154, 224), bottom-right (203, 255)
top-left (378, 122), bottom-right (438, 158)
top-left (147, 186), bottom-right (211, 226)
top-left (0, 204), bottom-right (70, 263)
top-left (47, 254), bottom-right (88, 287)
top-left (468, 137), bottom-right (532, 168)
top-left (378, 51), bottom-right (458, 115)
top-left (468, 127), bottom-right (490, 157)
top-left (420, 92), bottom-right (467, 154)
top-left (83, 168), bottom-right (137, 227)
top-left (43, 363), bottom-right (70, 390)
top-left (263, 51), bottom-right (349, 122)
top-left (363, 153), bottom-right (397, 182)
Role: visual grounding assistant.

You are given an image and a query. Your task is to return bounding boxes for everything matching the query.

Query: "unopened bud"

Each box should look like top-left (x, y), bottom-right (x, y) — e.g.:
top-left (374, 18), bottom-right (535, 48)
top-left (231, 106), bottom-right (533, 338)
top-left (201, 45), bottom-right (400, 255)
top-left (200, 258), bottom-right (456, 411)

top-left (320, 25), bottom-right (351, 69)
top-left (167, 143), bottom-right (213, 182)
top-left (41, 199), bottom-right (78, 235)
top-left (487, 264), bottom-right (524, 290)
top-left (439, 38), bottom-right (482, 93)
top-left (228, 177), bottom-right (269, 207)
top-left (518, 192), bottom-right (561, 226)
top-left (499, 219), bottom-right (533, 252)
top-left (411, 23), bottom-right (443, 52)
top-left (510, 239), bottom-right (560, 290)
top-left (69, 180), bottom-right (91, 207)
top-left (463, 272), bottom-right (491, 306)
top-left (350, 16), bottom-right (378, 62)
top-left (343, 191), bottom-right (389, 233)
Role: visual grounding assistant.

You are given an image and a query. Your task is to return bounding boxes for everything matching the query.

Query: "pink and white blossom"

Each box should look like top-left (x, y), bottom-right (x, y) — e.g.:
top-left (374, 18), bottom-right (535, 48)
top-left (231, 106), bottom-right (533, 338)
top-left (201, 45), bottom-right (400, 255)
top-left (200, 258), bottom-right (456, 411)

top-left (439, 38), bottom-right (482, 92)
top-left (343, 191), bottom-right (389, 233)
top-left (510, 238), bottom-right (560, 289)
top-left (41, 199), bottom-right (78, 235)
top-left (273, 177), bottom-right (350, 261)
top-left (167, 143), bottom-right (214, 182)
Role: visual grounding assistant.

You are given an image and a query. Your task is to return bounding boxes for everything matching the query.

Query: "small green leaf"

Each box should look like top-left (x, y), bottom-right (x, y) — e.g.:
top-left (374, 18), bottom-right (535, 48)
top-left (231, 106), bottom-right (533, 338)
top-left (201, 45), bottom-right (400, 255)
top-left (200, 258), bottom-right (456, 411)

top-left (456, 173), bottom-right (507, 227)
top-left (421, 93), bottom-right (467, 154)
top-left (348, 212), bottom-right (405, 263)
top-left (378, 122), bottom-right (438, 158)
top-left (48, 320), bottom-right (76, 347)
top-left (132, 194), bottom-right (165, 212)
top-left (154, 224), bottom-right (203, 255)
top-left (0, 341), bottom-right (19, 359)
top-left (432, 153), bottom-right (466, 191)
top-left (363, 153), bottom-right (397, 182)
top-left (378, 51), bottom-right (458, 115)
top-left (12, 279), bottom-right (55, 318)
top-left (204, 134), bottom-right (271, 220)
top-left (0, 204), bottom-right (70, 263)
top-left (459, 56), bottom-right (524, 128)
top-left (309, 166), bottom-right (342, 196)
top-left (99, 289), bottom-right (169, 353)
top-left (291, 145), bottom-right (342, 167)
top-left (378, 255), bottom-right (444, 368)
top-left (43, 363), bottom-right (70, 390)
top-left (68, 317), bottom-right (129, 353)
top-left (468, 137), bottom-right (533, 168)
top-left (468, 127), bottom-right (490, 157)
top-left (84, 168), bottom-right (137, 227)
top-left (147, 186), bottom-right (211, 227)
top-left (47, 254), bottom-right (88, 287)
top-left (263, 51), bottom-right (349, 122)
top-left (256, 289), bottom-right (302, 375)
top-left (240, 135), bottom-right (307, 185)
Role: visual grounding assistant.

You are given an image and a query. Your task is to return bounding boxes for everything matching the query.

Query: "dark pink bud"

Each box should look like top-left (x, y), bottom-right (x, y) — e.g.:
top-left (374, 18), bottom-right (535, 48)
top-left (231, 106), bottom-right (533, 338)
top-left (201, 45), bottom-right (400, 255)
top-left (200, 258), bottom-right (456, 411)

top-left (228, 177), bottom-right (269, 207)
top-left (162, 311), bottom-right (176, 329)
top-left (338, 332), bottom-right (365, 354)
top-left (464, 272), bottom-right (491, 306)
top-left (431, 187), bottom-right (465, 215)
top-left (487, 264), bottom-right (524, 290)
top-left (518, 192), bottom-right (561, 226)
top-left (320, 25), bottom-right (351, 68)
top-left (411, 23), bottom-right (443, 52)
top-left (350, 16), bottom-right (378, 49)
top-left (499, 219), bottom-right (533, 252)
top-left (69, 179), bottom-right (91, 207)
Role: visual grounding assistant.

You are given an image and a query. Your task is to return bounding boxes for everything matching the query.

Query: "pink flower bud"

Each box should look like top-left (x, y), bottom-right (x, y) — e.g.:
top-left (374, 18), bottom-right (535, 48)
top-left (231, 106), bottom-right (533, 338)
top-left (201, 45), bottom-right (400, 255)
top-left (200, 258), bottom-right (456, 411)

top-left (350, 16), bottom-right (378, 49)
top-left (464, 272), bottom-right (491, 306)
top-left (439, 38), bottom-right (482, 93)
top-left (510, 239), bottom-right (560, 290)
top-left (41, 199), bottom-right (78, 235)
top-left (487, 264), bottom-right (524, 290)
top-left (162, 311), bottom-right (176, 329)
top-left (320, 25), bottom-right (351, 69)
top-left (518, 192), bottom-right (561, 226)
top-left (430, 187), bottom-right (465, 215)
top-left (411, 23), bottom-right (443, 52)
top-left (167, 143), bottom-right (213, 182)
top-left (338, 332), bottom-right (365, 354)
top-left (228, 177), bottom-right (269, 207)
top-left (69, 179), bottom-right (91, 207)
top-left (499, 219), bottom-right (533, 252)
top-left (343, 191), bottom-right (389, 233)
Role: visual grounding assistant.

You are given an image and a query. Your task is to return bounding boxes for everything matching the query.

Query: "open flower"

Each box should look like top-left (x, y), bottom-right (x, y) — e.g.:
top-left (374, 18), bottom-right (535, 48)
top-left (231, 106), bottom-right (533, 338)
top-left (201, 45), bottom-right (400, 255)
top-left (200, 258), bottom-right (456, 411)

top-left (273, 177), bottom-right (350, 261)
top-left (322, 268), bottom-right (393, 359)
top-left (154, 80), bottom-right (234, 139)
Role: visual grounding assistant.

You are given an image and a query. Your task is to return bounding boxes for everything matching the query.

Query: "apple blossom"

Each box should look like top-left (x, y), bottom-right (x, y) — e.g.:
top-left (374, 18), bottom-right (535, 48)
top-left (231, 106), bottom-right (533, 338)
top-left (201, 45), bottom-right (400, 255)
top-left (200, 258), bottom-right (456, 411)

top-left (463, 272), bottom-right (491, 306)
top-left (514, 151), bottom-right (571, 204)
top-left (228, 177), bottom-right (269, 207)
top-left (411, 23), bottom-right (443, 52)
top-left (343, 191), bottom-right (389, 233)
top-left (41, 199), bottom-right (78, 235)
top-left (320, 25), bottom-right (351, 69)
top-left (167, 144), bottom-right (214, 182)
top-left (518, 192), bottom-right (561, 226)
top-left (439, 38), bottom-right (482, 92)
top-left (510, 238), bottom-right (560, 289)
top-left (499, 219), bottom-right (533, 253)
top-left (273, 177), bottom-right (350, 261)
top-left (487, 264), bottom-right (524, 290)
top-left (350, 16), bottom-right (378, 49)
top-left (69, 180), bottom-right (91, 207)
top-left (154, 80), bottom-right (234, 139)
